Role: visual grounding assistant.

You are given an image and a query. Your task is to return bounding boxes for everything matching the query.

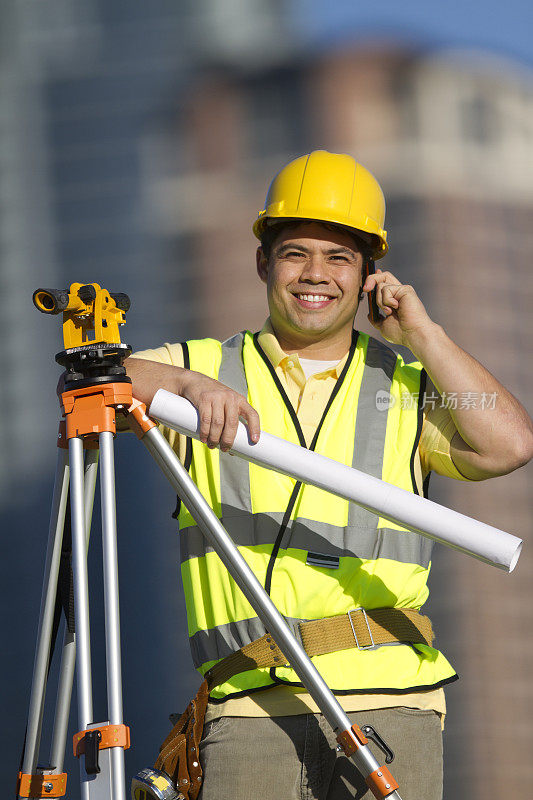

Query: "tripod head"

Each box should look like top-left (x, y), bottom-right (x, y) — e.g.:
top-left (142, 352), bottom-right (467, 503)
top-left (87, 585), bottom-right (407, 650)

top-left (33, 282), bottom-right (132, 389)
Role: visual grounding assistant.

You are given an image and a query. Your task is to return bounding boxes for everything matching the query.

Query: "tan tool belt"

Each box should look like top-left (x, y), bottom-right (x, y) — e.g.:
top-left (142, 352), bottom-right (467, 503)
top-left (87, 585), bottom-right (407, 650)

top-left (154, 607), bottom-right (433, 799)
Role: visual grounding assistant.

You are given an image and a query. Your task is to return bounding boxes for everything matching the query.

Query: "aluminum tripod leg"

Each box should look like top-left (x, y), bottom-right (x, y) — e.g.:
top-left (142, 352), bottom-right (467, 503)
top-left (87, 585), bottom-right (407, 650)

top-left (69, 435), bottom-right (127, 800)
top-left (19, 448), bottom-right (99, 799)
top-left (99, 431), bottom-right (126, 799)
top-left (20, 449), bottom-right (70, 784)
top-left (50, 450), bottom-right (99, 772)
top-left (140, 425), bottom-right (402, 800)
top-left (69, 437), bottom-right (96, 800)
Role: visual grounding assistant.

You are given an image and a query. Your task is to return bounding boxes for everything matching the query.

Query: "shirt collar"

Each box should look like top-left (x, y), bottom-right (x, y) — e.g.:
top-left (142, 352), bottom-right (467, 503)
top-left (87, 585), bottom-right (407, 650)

top-left (257, 318), bottom-right (350, 378)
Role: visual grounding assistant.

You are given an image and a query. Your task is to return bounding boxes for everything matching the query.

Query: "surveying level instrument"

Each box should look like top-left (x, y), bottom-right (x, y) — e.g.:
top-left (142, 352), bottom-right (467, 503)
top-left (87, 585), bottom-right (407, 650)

top-left (20, 281), bottom-right (405, 799)
top-left (18, 284), bottom-right (133, 800)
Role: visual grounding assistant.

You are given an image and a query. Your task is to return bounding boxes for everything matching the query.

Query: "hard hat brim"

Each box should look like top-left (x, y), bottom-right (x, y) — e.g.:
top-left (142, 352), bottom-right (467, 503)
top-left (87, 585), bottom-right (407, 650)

top-left (253, 215), bottom-right (388, 259)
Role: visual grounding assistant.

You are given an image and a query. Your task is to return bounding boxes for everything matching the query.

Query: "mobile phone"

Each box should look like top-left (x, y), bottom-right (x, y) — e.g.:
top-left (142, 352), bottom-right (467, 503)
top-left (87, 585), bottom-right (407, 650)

top-left (364, 259), bottom-right (381, 323)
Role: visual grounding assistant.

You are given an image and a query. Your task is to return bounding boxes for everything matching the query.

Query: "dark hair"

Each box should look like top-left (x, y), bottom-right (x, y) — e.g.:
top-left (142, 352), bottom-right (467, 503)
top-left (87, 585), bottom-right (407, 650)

top-left (259, 220), bottom-right (373, 262)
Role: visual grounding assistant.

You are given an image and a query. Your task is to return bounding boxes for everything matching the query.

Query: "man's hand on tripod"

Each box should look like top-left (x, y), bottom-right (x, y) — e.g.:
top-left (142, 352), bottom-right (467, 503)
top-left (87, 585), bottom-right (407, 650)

top-left (125, 357), bottom-right (260, 452)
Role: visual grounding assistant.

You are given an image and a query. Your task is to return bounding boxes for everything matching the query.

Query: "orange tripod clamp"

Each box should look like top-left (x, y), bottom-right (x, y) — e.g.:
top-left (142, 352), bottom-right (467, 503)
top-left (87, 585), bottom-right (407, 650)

top-left (73, 723), bottom-right (131, 757)
top-left (16, 771), bottom-right (67, 798)
top-left (126, 398), bottom-right (157, 439)
top-left (336, 725), bottom-right (399, 799)
top-left (73, 724), bottom-right (131, 777)
top-left (60, 382), bottom-right (133, 441)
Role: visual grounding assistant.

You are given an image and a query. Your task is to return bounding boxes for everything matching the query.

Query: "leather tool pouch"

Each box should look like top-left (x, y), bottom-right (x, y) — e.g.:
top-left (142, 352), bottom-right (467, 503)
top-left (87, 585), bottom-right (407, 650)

top-left (154, 680), bottom-right (209, 800)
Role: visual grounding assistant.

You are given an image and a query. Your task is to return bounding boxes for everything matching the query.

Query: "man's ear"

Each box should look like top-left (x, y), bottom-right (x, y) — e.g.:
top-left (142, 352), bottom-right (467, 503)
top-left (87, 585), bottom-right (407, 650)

top-left (256, 246), bottom-right (269, 284)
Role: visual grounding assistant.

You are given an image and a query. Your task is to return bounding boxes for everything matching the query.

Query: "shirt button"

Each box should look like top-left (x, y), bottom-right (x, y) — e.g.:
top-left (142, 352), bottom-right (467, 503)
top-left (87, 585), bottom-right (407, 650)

top-left (287, 360), bottom-right (294, 368)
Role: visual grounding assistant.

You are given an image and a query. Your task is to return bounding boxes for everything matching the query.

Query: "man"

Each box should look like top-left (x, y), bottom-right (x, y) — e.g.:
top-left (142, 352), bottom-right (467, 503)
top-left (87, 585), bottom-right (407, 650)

top-left (126, 151), bottom-right (533, 800)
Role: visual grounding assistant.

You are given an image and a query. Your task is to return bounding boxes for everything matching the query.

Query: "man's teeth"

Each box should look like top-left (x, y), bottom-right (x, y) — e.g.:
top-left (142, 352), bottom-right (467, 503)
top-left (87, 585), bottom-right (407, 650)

top-left (297, 294), bottom-right (332, 302)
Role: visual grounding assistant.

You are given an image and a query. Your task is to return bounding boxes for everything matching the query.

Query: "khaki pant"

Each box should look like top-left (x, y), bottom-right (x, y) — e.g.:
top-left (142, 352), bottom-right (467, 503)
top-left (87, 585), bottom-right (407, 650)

top-left (199, 708), bottom-right (442, 800)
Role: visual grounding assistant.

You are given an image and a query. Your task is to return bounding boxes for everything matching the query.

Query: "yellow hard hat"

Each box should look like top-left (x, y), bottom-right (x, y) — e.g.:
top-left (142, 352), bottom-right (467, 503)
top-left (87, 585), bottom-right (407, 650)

top-left (253, 150), bottom-right (388, 259)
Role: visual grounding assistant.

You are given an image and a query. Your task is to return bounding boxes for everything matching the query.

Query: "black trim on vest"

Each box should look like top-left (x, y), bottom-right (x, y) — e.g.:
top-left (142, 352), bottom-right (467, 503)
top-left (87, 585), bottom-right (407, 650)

top-left (264, 481), bottom-right (302, 595)
top-left (172, 342), bottom-right (193, 520)
top-left (422, 471), bottom-right (431, 499)
top-left (208, 671), bottom-right (459, 704)
top-left (409, 368), bottom-right (427, 496)
top-left (253, 330), bottom-right (359, 601)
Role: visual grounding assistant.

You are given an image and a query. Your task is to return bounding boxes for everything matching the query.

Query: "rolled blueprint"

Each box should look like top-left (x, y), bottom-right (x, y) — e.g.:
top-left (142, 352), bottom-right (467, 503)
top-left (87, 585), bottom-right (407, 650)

top-left (149, 389), bottom-right (522, 572)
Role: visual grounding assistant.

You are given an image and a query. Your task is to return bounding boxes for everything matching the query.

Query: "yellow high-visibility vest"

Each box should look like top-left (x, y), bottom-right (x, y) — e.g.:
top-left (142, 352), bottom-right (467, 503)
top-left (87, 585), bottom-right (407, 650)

top-left (177, 330), bottom-right (457, 701)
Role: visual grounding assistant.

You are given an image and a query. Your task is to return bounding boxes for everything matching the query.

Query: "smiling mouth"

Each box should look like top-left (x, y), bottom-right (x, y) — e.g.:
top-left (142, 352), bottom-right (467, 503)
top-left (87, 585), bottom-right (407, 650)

top-left (293, 293), bottom-right (336, 307)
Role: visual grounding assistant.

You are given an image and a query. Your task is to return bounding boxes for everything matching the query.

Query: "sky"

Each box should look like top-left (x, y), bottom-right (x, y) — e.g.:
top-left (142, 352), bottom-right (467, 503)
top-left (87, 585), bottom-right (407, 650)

top-left (289, 0), bottom-right (533, 70)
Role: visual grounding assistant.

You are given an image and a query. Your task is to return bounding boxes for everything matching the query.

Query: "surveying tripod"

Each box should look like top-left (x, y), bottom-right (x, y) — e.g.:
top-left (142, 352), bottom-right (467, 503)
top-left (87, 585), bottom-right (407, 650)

top-left (18, 283), bottom-right (402, 800)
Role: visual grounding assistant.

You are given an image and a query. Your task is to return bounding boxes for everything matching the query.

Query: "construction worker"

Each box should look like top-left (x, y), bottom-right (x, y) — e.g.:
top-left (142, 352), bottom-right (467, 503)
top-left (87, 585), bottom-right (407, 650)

top-left (126, 151), bottom-right (533, 800)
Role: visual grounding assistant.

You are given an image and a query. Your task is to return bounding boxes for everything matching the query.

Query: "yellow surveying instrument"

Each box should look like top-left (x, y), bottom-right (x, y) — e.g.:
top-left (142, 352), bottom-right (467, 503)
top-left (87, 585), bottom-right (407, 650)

top-left (19, 281), bottom-right (408, 800)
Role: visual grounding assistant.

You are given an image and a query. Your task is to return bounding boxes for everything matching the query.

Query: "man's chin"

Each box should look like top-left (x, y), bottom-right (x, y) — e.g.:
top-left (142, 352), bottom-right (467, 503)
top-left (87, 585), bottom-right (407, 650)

top-left (282, 320), bottom-right (348, 343)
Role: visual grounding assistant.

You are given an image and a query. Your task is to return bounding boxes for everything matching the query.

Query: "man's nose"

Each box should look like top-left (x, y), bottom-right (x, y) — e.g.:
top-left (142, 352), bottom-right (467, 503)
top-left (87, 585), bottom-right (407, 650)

top-left (300, 254), bottom-right (329, 283)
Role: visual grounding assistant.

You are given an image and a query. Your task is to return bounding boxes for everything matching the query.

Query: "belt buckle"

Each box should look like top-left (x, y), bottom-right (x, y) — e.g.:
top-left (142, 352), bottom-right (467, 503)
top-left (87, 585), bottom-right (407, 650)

top-left (348, 608), bottom-right (376, 650)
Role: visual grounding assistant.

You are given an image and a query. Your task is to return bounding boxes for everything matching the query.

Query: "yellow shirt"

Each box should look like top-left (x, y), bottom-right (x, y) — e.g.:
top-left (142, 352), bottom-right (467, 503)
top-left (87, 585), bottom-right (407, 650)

top-left (132, 322), bottom-right (473, 725)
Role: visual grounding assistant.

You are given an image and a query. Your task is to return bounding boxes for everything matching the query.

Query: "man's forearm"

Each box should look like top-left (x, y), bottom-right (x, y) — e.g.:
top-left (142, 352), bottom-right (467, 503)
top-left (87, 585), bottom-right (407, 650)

top-left (125, 357), bottom-right (188, 408)
top-left (124, 356), bottom-right (260, 450)
top-left (407, 323), bottom-right (533, 475)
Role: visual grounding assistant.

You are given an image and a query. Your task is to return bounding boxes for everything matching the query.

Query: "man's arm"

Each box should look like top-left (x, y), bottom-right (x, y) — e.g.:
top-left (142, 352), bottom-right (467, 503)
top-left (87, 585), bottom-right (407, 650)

top-left (125, 357), bottom-right (260, 452)
top-left (363, 269), bottom-right (533, 480)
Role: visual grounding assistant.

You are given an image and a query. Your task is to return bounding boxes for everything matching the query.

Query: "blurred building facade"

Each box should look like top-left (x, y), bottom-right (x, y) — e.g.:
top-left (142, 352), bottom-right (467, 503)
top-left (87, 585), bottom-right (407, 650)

top-left (2, 2), bottom-right (532, 799)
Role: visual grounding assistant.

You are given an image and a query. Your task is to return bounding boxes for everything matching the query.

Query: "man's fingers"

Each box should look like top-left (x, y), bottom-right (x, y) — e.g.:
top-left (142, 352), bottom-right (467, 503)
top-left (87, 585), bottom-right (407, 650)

top-left (220, 403), bottom-right (239, 452)
top-left (240, 402), bottom-right (261, 444)
top-left (376, 270), bottom-right (401, 285)
top-left (207, 397), bottom-right (225, 448)
top-left (382, 284), bottom-right (399, 308)
top-left (198, 401), bottom-right (213, 444)
top-left (375, 279), bottom-right (385, 309)
top-left (364, 269), bottom-right (401, 291)
top-left (189, 379), bottom-right (261, 450)
top-left (375, 282), bottom-right (399, 315)
top-left (221, 399), bottom-right (261, 451)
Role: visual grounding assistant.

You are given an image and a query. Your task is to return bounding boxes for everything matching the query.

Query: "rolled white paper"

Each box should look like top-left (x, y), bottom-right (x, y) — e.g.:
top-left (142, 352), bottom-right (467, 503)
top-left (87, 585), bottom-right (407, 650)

top-left (149, 389), bottom-right (522, 572)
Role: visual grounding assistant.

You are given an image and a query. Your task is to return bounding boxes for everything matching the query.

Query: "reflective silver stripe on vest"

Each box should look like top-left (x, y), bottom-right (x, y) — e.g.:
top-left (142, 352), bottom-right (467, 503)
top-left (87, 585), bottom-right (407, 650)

top-left (189, 614), bottom-right (402, 668)
top-left (343, 337), bottom-right (432, 566)
top-left (180, 518), bottom-right (432, 569)
top-left (347, 337), bottom-right (396, 529)
top-left (190, 615), bottom-right (310, 668)
top-left (218, 332), bottom-right (252, 514)
top-left (180, 511), bottom-right (286, 562)
top-left (190, 616), bottom-right (270, 668)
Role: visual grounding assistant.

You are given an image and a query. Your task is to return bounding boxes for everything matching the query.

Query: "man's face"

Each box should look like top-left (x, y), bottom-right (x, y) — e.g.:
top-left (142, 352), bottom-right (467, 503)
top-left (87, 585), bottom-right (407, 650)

top-left (256, 222), bottom-right (364, 352)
